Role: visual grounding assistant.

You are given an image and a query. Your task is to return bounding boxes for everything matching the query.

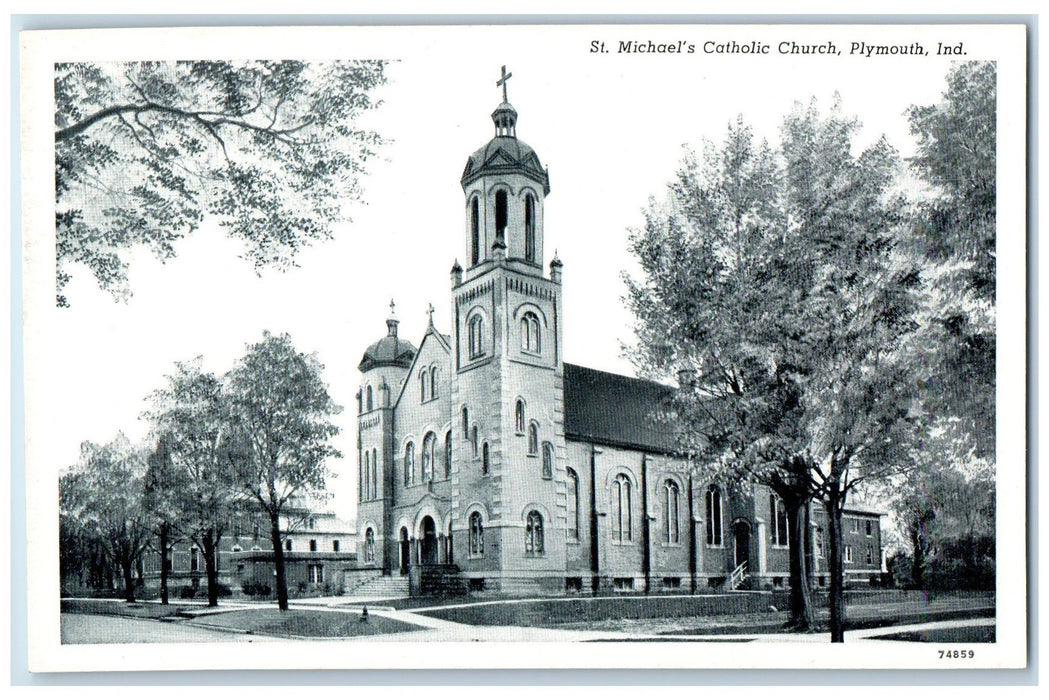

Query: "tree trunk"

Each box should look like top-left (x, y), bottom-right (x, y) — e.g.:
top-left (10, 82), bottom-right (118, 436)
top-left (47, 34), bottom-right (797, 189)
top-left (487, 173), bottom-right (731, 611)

top-left (159, 524), bottom-right (170, 605)
top-left (121, 554), bottom-right (136, 603)
top-left (786, 499), bottom-right (815, 631)
top-left (203, 530), bottom-right (220, 608)
top-left (825, 495), bottom-right (846, 643)
top-left (909, 521), bottom-right (925, 588)
top-left (269, 514), bottom-right (289, 611)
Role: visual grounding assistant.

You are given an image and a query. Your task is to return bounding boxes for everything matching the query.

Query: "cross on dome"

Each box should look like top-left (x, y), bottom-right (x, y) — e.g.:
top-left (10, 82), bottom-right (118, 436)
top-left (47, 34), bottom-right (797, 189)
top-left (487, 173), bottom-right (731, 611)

top-left (496, 65), bottom-right (513, 103)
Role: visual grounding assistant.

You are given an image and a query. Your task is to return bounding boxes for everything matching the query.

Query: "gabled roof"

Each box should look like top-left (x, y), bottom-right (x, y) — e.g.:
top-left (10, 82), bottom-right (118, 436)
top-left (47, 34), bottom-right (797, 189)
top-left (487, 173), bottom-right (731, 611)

top-left (563, 363), bottom-right (680, 454)
top-left (391, 325), bottom-right (451, 408)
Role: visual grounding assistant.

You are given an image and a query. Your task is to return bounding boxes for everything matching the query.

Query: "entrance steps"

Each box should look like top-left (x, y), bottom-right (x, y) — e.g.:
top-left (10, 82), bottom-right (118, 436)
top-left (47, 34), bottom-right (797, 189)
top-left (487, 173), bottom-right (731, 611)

top-left (349, 574), bottom-right (410, 599)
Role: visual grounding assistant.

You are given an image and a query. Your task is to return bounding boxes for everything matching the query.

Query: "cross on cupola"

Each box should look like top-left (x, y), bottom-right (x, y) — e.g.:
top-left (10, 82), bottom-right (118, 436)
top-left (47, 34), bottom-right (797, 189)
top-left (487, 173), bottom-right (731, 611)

top-left (491, 65), bottom-right (518, 138)
top-left (496, 65), bottom-right (513, 102)
top-left (386, 298), bottom-right (399, 337)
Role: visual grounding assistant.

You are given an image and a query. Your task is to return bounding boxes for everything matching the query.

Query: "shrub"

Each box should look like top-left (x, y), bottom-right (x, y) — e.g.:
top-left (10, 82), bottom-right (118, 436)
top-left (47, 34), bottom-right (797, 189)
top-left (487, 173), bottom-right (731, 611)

top-left (242, 581), bottom-right (271, 598)
top-left (179, 585), bottom-right (196, 599)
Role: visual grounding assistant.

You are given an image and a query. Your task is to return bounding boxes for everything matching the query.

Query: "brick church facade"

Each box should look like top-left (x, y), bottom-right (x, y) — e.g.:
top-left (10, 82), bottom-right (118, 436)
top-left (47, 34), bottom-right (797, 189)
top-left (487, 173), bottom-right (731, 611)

top-left (354, 73), bottom-right (884, 596)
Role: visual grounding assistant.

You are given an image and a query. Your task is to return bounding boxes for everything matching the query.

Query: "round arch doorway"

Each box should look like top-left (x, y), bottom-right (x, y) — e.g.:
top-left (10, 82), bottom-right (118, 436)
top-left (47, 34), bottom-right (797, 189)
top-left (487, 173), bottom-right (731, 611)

top-left (420, 516), bottom-right (438, 565)
top-left (399, 527), bottom-right (410, 574)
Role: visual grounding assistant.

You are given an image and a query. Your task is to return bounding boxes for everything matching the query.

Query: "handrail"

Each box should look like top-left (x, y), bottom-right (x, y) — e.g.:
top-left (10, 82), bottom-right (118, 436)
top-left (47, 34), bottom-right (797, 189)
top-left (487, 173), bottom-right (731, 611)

top-left (730, 561), bottom-right (748, 589)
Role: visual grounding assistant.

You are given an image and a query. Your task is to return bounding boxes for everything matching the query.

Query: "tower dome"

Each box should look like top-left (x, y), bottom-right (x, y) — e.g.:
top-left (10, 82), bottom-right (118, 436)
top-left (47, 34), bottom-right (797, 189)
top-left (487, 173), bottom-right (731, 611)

top-left (358, 300), bottom-right (417, 372)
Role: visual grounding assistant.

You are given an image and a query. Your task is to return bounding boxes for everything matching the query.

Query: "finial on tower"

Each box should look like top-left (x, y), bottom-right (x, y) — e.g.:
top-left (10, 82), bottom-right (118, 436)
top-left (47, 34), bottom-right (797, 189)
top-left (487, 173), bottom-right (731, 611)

top-left (496, 65), bottom-right (513, 103)
top-left (386, 299), bottom-right (399, 337)
top-left (426, 303), bottom-right (436, 329)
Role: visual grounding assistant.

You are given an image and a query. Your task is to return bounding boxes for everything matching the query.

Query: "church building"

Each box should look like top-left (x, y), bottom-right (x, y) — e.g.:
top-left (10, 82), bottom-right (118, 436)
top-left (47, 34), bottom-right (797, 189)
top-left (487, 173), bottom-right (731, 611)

top-left (354, 70), bottom-right (884, 596)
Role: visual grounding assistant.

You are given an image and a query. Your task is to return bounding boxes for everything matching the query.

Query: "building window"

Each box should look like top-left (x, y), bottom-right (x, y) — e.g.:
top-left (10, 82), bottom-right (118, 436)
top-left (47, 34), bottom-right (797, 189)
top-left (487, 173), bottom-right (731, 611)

top-left (528, 421), bottom-right (539, 456)
top-left (525, 510), bottom-right (544, 555)
top-left (371, 448), bottom-right (378, 497)
top-left (309, 539), bottom-right (317, 552)
top-left (333, 539), bottom-right (340, 552)
top-left (770, 495), bottom-right (789, 547)
top-left (515, 399), bottom-right (525, 434)
top-left (472, 426), bottom-right (479, 457)
top-left (468, 314), bottom-right (485, 359)
top-left (444, 431), bottom-right (452, 478)
top-left (469, 512), bottom-right (484, 556)
top-left (816, 526), bottom-right (825, 557)
top-left (482, 442), bottom-right (490, 475)
top-left (285, 539), bottom-right (292, 552)
top-left (404, 442), bottom-right (416, 485)
top-left (541, 442), bottom-right (554, 479)
top-left (365, 385), bottom-right (373, 412)
top-left (190, 547), bottom-right (199, 572)
top-left (470, 196), bottom-right (480, 265)
top-left (363, 529), bottom-right (374, 563)
top-left (611, 474), bottom-right (632, 543)
top-left (362, 450), bottom-right (370, 501)
top-left (866, 520), bottom-right (873, 537)
top-left (866, 544), bottom-right (874, 566)
top-left (461, 406), bottom-right (469, 438)
top-left (422, 432), bottom-right (436, 482)
top-left (665, 481), bottom-right (680, 544)
top-left (850, 517), bottom-right (859, 534)
top-left (844, 545), bottom-right (854, 564)
top-left (521, 312), bottom-right (541, 354)
top-left (308, 564), bottom-right (324, 585)
top-left (430, 367), bottom-right (438, 398)
top-left (420, 369), bottom-right (428, 401)
top-left (567, 468), bottom-right (579, 541)
top-left (524, 193), bottom-right (536, 263)
top-left (495, 189), bottom-right (508, 239)
top-left (706, 485), bottom-right (723, 546)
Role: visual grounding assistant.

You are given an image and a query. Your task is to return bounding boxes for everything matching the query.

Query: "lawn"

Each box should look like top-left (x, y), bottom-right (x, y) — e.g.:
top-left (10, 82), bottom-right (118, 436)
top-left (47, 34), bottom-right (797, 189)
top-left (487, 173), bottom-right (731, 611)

top-left (192, 608), bottom-right (422, 638)
top-left (869, 625), bottom-right (996, 643)
top-left (61, 598), bottom-right (204, 619)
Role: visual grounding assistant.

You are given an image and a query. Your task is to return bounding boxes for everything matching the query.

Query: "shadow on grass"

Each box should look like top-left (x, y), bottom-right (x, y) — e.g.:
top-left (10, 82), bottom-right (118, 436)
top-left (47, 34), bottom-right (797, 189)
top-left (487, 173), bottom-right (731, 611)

top-left (193, 608), bottom-right (422, 638)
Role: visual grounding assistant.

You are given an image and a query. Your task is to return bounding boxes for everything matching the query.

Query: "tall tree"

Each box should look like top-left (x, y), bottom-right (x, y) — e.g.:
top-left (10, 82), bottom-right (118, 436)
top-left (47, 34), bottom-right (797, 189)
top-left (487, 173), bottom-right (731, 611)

top-left (224, 332), bottom-right (341, 611)
top-left (626, 117), bottom-right (820, 630)
top-left (54, 60), bottom-right (387, 305)
top-left (145, 360), bottom-right (241, 607)
top-left (59, 435), bottom-right (153, 602)
top-left (141, 436), bottom-right (184, 605)
top-left (779, 99), bottom-right (920, 642)
top-left (906, 62), bottom-right (997, 459)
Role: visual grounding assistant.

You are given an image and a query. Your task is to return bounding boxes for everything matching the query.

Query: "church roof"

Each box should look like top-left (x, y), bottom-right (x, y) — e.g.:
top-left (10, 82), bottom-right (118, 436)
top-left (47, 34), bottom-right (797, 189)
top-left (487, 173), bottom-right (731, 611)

top-left (563, 363), bottom-right (680, 454)
top-left (461, 136), bottom-right (550, 194)
top-left (358, 334), bottom-right (416, 372)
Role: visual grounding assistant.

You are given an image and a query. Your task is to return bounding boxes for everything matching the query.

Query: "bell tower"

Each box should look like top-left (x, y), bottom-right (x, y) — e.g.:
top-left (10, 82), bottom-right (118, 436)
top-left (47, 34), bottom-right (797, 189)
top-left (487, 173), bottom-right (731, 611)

top-left (450, 67), bottom-right (568, 593)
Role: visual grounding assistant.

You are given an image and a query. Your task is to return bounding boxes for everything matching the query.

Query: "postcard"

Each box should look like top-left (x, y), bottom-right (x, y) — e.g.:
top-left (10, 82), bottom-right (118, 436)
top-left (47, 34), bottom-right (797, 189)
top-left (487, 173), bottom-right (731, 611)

top-left (18, 22), bottom-right (1027, 672)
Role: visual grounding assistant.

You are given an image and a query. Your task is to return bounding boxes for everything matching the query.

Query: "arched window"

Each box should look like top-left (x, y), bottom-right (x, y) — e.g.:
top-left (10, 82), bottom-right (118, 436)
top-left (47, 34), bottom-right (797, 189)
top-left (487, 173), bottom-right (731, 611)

top-left (461, 406), bottom-right (469, 438)
top-left (471, 426), bottom-right (479, 457)
top-left (362, 450), bottom-right (369, 500)
top-left (706, 485), bottom-right (724, 546)
top-left (470, 196), bottom-right (480, 265)
top-left (611, 474), bottom-right (632, 543)
top-left (541, 442), bottom-right (554, 479)
top-left (468, 314), bottom-right (484, 359)
top-left (665, 481), bottom-right (680, 544)
top-left (469, 511), bottom-right (484, 556)
top-left (566, 468), bottom-right (579, 540)
top-left (515, 399), bottom-right (526, 434)
top-left (357, 391), bottom-right (362, 414)
top-left (495, 189), bottom-right (508, 239)
top-left (444, 431), bottom-right (452, 478)
top-left (404, 442), bottom-right (416, 486)
top-left (371, 448), bottom-right (378, 497)
top-left (481, 442), bottom-right (490, 475)
top-left (419, 370), bottom-right (427, 401)
top-left (524, 193), bottom-right (536, 263)
top-left (528, 421), bottom-right (539, 456)
top-left (364, 528), bottom-right (375, 563)
top-left (430, 367), bottom-right (438, 398)
top-left (365, 385), bottom-right (373, 412)
top-left (422, 432), bottom-right (436, 482)
top-left (525, 511), bottom-right (544, 555)
top-left (521, 312), bottom-right (541, 354)
top-left (770, 494), bottom-right (789, 547)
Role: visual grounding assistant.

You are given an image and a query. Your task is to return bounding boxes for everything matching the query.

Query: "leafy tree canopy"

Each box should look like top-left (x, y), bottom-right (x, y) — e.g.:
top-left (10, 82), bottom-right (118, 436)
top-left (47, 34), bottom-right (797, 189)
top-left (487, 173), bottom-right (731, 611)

top-left (55, 60), bottom-right (387, 305)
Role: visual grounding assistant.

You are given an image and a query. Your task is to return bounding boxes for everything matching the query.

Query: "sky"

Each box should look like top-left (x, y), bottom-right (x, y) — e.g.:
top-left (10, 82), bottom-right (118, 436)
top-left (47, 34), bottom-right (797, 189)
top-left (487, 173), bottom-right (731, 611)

top-left (26, 25), bottom-right (979, 522)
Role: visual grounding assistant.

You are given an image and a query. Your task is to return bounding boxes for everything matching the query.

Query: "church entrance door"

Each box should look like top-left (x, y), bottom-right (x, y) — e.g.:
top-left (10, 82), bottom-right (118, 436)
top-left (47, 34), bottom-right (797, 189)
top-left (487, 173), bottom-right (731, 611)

top-left (420, 516), bottom-right (438, 565)
top-left (733, 520), bottom-right (750, 571)
top-left (399, 527), bottom-right (410, 574)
